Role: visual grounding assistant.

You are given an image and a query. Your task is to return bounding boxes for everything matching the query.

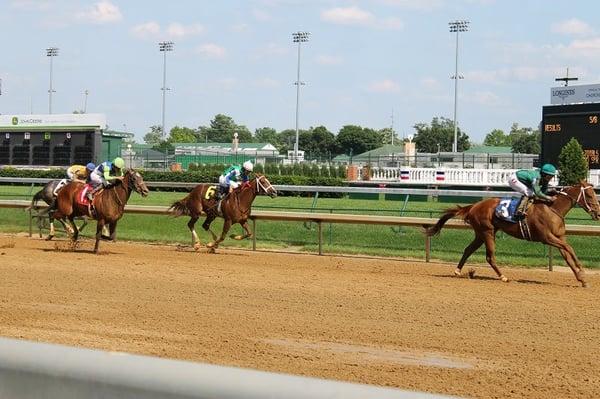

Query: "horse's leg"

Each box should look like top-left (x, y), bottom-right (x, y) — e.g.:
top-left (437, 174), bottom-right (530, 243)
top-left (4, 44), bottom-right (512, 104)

top-left (94, 220), bottom-right (105, 254)
top-left (454, 235), bottom-right (484, 276)
top-left (207, 219), bottom-right (232, 249)
top-left (108, 221), bottom-right (117, 241)
top-left (202, 215), bottom-right (219, 245)
top-left (79, 217), bottom-right (88, 233)
top-left (546, 235), bottom-right (587, 287)
top-left (232, 220), bottom-right (253, 240)
top-left (482, 231), bottom-right (508, 282)
top-left (187, 216), bottom-right (202, 250)
top-left (68, 215), bottom-right (79, 241)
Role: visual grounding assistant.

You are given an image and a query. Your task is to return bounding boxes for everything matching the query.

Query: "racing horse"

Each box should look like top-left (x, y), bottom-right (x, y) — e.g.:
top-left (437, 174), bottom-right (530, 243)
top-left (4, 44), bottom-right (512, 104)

top-left (169, 174), bottom-right (277, 251)
top-left (29, 179), bottom-right (87, 239)
top-left (53, 169), bottom-right (149, 253)
top-left (425, 181), bottom-right (599, 287)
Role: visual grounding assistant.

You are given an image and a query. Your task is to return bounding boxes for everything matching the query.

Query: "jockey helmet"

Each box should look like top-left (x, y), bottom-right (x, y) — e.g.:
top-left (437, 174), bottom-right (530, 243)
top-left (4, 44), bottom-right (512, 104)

top-left (86, 162), bottom-right (96, 171)
top-left (242, 160), bottom-right (254, 172)
top-left (113, 157), bottom-right (125, 169)
top-left (540, 163), bottom-right (557, 176)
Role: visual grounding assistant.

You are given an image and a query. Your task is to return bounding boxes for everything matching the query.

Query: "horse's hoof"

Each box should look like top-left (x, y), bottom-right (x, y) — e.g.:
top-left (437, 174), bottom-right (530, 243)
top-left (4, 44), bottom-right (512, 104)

top-left (45, 235), bottom-right (54, 241)
top-left (206, 242), bottom-right (215, 248)
top-left (232, 235), bottom-right (244, 240)
top-left (453, 269), bottom-right (462, 277)
top-left (207, 247), bottom-right (216, 254)
top-left (193, 242), bottom-right (202, 251)
top-left (501, 275), bottom-right (509, 283)
top-left (582, 281), bottom-right (588, 288)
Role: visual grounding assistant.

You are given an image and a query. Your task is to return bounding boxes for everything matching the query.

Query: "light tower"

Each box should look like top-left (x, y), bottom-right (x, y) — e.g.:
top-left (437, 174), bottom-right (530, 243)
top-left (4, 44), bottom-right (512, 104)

top-left (46, 47), bottom-right (59, 114)
top-left (449, 20), bottom-right (469, 152)
top-left (292, 31), bottom-right (310, 162)
top-left (159, 41), bottom-right (174, 140)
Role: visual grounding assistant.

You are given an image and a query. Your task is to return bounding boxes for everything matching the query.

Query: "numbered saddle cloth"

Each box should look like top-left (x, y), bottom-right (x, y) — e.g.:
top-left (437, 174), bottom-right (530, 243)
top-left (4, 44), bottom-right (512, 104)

top-left (495, 197), bottom-right (521, 223)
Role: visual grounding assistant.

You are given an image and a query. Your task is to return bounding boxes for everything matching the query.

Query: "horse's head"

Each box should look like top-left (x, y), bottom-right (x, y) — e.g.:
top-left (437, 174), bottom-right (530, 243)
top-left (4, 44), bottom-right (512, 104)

top-left (562, 180), bottom-right (599, 220)
top-left (254, 174), bottom-right (277, 198)
top-left (125, 169), bottom-right (150, 197)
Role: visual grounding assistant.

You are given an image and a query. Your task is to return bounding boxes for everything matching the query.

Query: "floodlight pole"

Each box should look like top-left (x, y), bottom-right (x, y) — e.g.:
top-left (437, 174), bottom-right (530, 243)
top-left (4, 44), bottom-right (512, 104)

top-left (292, 31), bottom-right (310, 163)
top-left (449, 20), bottom-right (469, 153)
top-left (46, 47), bottom-right (59, 114)
top-left (159, 41), bottom-right (174, 140)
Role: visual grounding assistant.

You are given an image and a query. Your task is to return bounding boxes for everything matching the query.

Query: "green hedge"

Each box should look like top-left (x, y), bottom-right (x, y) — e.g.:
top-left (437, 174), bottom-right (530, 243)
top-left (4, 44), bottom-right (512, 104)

top-left (0, 167), bottom-right (346, 197)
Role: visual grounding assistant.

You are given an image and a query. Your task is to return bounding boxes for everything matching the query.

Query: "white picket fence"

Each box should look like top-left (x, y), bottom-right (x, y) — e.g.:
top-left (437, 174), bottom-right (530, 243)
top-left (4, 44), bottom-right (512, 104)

top-left (367, 167), bottom-right (600, 187)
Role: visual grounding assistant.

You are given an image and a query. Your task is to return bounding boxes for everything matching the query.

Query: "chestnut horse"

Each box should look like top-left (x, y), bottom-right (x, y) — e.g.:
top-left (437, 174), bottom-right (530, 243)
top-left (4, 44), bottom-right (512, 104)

top-left (53, 169), bottom-right (149, 253)
top-left (425, 181), bottom-right (599, 287)
top-left (169, 174), bottom-right (277, 251)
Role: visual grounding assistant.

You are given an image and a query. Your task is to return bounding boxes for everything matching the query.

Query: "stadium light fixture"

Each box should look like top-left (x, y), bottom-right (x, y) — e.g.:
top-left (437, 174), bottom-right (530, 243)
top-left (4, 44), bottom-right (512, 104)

top-left (449, 20), bottom-right (469, 153)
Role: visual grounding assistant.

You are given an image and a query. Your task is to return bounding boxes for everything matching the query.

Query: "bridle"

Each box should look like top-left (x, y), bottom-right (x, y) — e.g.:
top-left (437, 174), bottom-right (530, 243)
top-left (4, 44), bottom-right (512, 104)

top-left (255, 176), bottom-right (275, 195)
top-left (559, 184), bottom-right (597, 214)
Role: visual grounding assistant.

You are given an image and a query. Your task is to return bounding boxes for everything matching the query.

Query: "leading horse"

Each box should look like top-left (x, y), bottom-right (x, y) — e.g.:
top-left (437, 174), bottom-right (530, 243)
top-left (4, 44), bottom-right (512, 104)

top-left (169, 174), bottom-right (277, 251)
top-left (425, 181), bottom-right (599, 287)
top-left (53, 169), bottom-right (149, 253)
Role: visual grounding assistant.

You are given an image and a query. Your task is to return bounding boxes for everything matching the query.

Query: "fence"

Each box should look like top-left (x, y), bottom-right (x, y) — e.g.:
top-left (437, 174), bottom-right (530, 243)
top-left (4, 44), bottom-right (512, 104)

top-left (0, 336), bottom-right (456, 399)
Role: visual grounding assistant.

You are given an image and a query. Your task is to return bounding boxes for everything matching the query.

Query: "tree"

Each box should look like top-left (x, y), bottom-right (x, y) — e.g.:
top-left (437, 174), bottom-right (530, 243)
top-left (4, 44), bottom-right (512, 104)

top-left (413, 117), bottom-right (470, 153)
top-left (143, 125), bottom-right (163, 146)
top-left (483, 129), bottom-right (510, 146)
top-left (254, 127), bottom-right (279, 146)
top-left (198, 114), bottom-right (252, 143)
top-left (335, 125), bottom-right (383, 156)
top-left (277, 129), bottom-right (309, 154)
top-left (379, 127), bottom-right (399, 145)
top-left (558, 138), bottom-right (589, 185)
top-left (300, 126), bottom-right (336, 160)
top-left (168, 126), bottom-right (197, 143)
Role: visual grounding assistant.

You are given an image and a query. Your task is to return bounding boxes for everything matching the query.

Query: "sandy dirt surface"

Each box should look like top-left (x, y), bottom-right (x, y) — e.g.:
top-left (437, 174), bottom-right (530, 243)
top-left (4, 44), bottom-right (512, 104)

top-left (0, 234), bottom-right (599, 398)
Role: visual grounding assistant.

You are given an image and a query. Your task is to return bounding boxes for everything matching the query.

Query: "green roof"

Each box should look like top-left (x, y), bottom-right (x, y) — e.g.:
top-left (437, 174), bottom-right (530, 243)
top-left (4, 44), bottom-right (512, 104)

top-left (464, 145), bottom-right (512, 154)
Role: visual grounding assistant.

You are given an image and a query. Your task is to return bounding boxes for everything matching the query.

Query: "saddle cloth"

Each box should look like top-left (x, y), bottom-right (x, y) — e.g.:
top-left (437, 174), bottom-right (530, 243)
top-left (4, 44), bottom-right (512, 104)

top-left (76, 184), bottom-right (94, 206)
top-left (495, 197), bottom-right (520, 223)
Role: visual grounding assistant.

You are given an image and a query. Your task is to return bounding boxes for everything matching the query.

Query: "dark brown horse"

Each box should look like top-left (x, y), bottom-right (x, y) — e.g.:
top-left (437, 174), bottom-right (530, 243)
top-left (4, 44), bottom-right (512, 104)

top-left (53, 169), bottom-right (149, 253)
top-left (425, 181), bottom-right (599, 287)
top-left (169, 174), bottom-right (277, 251)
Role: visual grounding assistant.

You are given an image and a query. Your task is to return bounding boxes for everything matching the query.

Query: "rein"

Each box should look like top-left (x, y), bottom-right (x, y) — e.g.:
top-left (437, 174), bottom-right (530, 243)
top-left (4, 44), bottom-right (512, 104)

top-left (558, 185), bottom-right (595, 213)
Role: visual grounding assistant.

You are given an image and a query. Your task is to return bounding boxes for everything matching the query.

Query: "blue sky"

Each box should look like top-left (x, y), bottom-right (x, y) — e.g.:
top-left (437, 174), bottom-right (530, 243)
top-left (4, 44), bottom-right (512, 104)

top-left (1, 0), bottom-right (599, 144)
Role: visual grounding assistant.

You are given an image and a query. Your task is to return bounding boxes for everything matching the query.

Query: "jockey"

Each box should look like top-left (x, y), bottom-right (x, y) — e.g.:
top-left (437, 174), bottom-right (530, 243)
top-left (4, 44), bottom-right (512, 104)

top-left (87, 157), bottom-right (125, 201)
top-left (217, 160), bottom-right (253, 199)
top-left (508, 163), bottom-right (557, 218)
top-left (66, 162), bottom-right (95, 182)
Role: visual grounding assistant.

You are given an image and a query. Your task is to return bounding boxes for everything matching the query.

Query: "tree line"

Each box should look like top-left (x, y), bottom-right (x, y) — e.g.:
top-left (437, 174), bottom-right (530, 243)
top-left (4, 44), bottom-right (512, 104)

top-left (143, 113), bottom-right (542, 157)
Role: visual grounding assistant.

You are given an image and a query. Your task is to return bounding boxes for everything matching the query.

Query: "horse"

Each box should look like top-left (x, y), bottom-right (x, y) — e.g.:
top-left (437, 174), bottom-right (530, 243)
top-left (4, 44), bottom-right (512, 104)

top-left (425, 181), bottom-right (599, 287)
top-left (53, 169), bottom-right (150, 253)
top-left (29, 179), bottom-right (87, 239)
top-left (169, 174), bottom-right (277, 251)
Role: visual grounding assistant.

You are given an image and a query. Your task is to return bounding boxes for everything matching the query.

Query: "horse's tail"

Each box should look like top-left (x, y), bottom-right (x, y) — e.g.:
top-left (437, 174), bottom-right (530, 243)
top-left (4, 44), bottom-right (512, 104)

top-left (168, 195), bottom-right (191, 217)
top-left (27, 189), bottom-right (45, 211)
top-left (425, 205), bottom-right (473, 237)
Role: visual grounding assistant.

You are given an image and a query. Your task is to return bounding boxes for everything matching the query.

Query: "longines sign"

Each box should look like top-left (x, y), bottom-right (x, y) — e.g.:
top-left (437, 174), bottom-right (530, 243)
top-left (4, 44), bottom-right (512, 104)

top-left (551, 84), bottom-right (600, 105)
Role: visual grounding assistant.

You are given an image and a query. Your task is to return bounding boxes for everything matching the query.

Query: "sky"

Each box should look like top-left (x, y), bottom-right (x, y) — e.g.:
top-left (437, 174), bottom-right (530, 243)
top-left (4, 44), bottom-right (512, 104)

top-left (1, 0), bottom-right (600, 144)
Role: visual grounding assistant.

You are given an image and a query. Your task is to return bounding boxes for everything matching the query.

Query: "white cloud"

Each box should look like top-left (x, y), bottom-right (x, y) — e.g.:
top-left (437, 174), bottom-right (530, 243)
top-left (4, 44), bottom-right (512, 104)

top-left (321, 6), bottom-right (402, 30)
top-left (467, 91), bottom-right (502, 106)
top-left (552, 18), bottom-right (595, 37)
top-left (420, 77), bottom-right (439, 89)
top-left (77, 1), bottom-right (122, 24)
top-left (321, 6), bottom-right (375, 26)
top-left (378, 0), bottom-right (443, 11)
top-left (196, 43), bottom-right (227, 59)
top-left (166, 23), bottom-right (204, 38)
top-left (368, 79), bottom-right (401, 93)
top-left (316, 55), bottom-right (343, 65)
top-left (131, 22), bottom-right (204, 40)
top-left (131, 21), bottom-right (161, 39)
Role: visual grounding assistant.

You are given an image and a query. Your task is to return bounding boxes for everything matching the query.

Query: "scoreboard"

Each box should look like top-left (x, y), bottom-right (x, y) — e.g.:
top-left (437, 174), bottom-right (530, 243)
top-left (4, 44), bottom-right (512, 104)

top-left (541, 103), bottom-right (600, 169)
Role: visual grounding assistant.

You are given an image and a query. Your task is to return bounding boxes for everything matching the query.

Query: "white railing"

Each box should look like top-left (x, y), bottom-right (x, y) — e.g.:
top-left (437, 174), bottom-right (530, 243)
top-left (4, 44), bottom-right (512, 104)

top-left (368, 167), bottom-right (579, 187)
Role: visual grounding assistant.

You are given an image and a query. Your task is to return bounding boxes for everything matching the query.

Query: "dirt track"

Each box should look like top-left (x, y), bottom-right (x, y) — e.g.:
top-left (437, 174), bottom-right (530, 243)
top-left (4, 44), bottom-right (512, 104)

top-left (0, 234), bottom-right (599, 398)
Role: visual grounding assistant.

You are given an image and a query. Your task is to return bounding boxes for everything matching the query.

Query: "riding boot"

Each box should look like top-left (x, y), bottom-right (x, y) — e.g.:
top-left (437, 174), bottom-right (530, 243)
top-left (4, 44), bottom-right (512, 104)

top-left (514, 196), bottom-right (529, 220)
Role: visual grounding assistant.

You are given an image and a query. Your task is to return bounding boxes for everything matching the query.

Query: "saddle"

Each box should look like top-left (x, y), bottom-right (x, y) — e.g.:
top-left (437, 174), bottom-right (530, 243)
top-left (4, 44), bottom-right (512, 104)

top-left (52, 179), bottom-right (69, 197)
top-left (495, 197), bottom-right (532, 240)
